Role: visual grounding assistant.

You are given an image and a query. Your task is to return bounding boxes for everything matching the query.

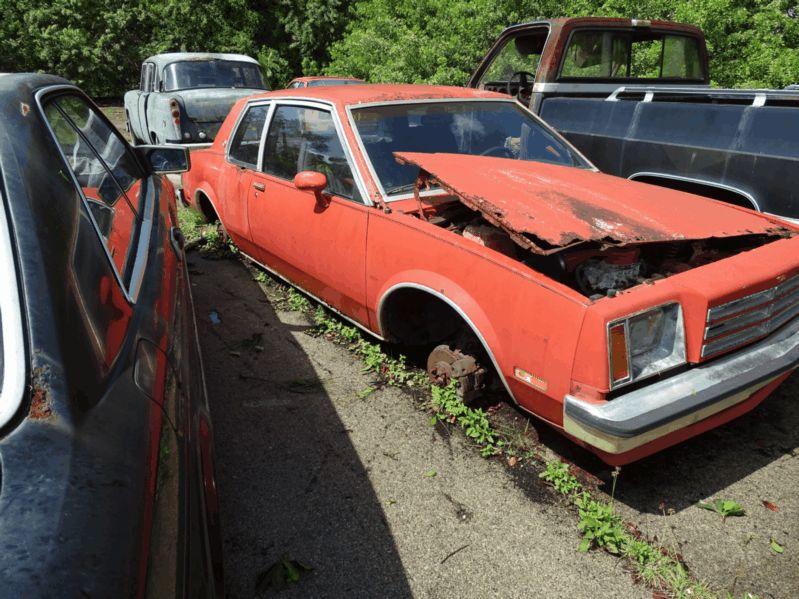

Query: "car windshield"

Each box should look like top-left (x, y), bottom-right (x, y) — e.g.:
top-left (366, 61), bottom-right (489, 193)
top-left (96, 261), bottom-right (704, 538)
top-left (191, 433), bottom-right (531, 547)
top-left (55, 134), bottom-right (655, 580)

top-left (351, 100), bottom-right (589, 196)
top-left (163, 60), bottom-right (265, 91)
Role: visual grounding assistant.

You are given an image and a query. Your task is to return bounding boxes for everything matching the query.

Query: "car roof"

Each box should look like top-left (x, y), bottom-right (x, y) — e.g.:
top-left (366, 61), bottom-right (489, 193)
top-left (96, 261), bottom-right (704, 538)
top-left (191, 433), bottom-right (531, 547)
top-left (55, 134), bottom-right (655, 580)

top-left (144, 53), bottom-right (259, 68)
top-left (244, 83), bottom-right (508, 107)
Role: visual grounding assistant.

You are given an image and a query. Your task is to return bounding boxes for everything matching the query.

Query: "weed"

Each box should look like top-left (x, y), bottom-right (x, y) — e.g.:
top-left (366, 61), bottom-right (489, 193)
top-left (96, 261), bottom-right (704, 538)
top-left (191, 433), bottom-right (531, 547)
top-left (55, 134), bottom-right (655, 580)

top-left (540, 459), bottom-right (718, 598)
top-left (431, 381), bottom-right (502, 457)
top-left (698, 499), bottom-right (745, 519)
top-left (574, 492), bottom-right (626, 554)
top-left (253, 270), bottom-right (268, 283)
top-left (286, 288), bottom-right (312, 312)
top-left (539, 460), bottom-right (582, 495)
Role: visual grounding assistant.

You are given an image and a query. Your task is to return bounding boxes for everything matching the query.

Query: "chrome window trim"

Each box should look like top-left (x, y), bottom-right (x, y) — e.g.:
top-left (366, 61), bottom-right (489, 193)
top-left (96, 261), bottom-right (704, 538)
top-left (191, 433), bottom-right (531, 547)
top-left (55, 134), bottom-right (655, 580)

top-left (344, 97), bottom-right (597, 204)
top-left (225, 99), bottom-right (272, 170)
top-left (0, 188), bottom-right (27, 429)
top-left (35, 84), bottom-right (149, 304)
top-left (628, 171), bottom-right (760, 211)
top-left (256, 97), bottom-right (370, 205)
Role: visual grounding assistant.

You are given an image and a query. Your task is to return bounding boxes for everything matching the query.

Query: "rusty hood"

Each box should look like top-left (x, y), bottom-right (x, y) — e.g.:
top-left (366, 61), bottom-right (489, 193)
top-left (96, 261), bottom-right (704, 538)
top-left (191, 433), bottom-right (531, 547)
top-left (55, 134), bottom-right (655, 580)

top-left (394, 152), bottom-right (791, 254)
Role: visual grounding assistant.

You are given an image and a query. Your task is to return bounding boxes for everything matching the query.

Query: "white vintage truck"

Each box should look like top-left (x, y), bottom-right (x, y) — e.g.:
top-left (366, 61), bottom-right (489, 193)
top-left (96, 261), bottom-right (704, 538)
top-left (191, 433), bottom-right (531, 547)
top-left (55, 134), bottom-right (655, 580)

top-left (124, 52), bottom-right (266, 145)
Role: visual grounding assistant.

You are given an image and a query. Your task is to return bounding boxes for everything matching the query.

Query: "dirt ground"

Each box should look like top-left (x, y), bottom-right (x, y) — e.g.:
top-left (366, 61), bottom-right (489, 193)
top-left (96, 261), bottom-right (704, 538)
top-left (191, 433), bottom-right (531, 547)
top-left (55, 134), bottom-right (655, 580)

top-left (100, 106), bottom-right (798, 597)
top-left (188, 251), bottom-right (798, 599)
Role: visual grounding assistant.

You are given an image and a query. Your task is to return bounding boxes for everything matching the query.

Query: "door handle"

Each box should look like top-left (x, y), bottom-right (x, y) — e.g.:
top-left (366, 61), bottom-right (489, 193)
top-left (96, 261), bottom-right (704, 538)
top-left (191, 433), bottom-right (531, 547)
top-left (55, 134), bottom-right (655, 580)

top-left (253, 182), bottom-right (265, 192)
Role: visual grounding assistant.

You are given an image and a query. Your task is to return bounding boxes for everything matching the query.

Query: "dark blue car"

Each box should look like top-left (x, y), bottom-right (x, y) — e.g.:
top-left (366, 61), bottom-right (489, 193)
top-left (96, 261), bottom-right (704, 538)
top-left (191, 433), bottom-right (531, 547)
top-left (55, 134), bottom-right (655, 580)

top-left (0, 73), bottom-right (222, 597)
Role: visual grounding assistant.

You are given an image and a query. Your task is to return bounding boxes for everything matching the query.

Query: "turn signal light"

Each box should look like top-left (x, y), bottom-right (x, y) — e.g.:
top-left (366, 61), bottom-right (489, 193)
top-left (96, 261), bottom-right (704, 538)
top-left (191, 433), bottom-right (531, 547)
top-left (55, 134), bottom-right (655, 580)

top-left (608, 322), bottom-right (630, 384)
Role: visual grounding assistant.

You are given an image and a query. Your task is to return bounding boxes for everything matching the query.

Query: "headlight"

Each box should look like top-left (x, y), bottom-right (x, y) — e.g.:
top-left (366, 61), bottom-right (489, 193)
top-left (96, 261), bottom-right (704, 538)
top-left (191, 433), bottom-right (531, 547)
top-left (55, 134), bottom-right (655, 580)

top-left (607, 303), bottom-right (686, 389)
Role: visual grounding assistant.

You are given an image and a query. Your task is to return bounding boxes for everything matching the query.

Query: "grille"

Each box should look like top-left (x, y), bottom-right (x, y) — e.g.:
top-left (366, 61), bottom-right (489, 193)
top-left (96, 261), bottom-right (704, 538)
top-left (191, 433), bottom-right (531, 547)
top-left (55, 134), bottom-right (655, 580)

top-left (702, 274), bottom-right (799, 358)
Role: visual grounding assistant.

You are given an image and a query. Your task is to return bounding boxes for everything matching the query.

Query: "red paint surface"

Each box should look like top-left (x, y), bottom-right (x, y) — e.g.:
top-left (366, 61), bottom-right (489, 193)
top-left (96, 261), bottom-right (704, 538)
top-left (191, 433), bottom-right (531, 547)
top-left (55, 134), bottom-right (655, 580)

top-left (395, 152), bottom-right (788, 253)
top-left (182, 84), bottom-right (799, 463)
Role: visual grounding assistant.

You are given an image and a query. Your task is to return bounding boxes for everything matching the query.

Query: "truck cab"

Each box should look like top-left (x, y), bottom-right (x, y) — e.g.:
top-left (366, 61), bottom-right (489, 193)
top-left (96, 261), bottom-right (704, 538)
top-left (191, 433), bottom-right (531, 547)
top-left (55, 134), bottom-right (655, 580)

top-left (471, 18), bottom-right (709, 111)
top-left (469, 18), bottom-right (799, 221)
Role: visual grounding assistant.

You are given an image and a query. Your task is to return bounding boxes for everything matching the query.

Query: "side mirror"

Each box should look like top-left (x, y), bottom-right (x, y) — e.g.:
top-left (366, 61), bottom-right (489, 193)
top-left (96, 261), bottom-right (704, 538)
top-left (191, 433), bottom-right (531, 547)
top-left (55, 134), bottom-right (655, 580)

top-left (294, 171), bottom-right (328, 206)
top-left (136, 145), bottom-right (191, 174)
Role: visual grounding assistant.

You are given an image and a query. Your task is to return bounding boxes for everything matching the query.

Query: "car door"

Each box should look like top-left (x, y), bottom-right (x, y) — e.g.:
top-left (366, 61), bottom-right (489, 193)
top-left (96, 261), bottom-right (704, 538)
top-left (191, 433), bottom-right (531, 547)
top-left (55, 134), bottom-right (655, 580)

top-left (222, 101), bottom-right (271, 250)
top-left (42, 90), bottom-right (202, 595)
top-left (246, 101), bottom-right (371, 325)
top-left (137, 63), bottom-right (154, 142)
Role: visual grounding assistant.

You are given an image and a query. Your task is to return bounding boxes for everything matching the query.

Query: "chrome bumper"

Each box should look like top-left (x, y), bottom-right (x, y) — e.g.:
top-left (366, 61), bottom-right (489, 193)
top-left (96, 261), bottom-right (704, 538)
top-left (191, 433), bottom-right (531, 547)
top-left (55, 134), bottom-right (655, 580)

top-left (564, 316), bottom-right (799, 454)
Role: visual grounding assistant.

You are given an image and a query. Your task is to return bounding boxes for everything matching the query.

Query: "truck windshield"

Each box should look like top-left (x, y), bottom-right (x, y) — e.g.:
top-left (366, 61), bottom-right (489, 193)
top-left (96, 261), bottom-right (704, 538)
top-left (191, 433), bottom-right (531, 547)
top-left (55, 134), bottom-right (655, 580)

top-left (351, 100), bottom-right (589, 197)
top-left (162, 60), bottom-right (266, 91)
top-left (560, 30), bottom-right (704, 80)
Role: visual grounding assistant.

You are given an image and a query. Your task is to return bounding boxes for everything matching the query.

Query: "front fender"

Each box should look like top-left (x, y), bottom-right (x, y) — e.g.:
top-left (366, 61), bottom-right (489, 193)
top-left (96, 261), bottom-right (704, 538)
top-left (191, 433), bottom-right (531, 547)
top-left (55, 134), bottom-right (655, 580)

top-left (374, 272), bottom-right (517, 403)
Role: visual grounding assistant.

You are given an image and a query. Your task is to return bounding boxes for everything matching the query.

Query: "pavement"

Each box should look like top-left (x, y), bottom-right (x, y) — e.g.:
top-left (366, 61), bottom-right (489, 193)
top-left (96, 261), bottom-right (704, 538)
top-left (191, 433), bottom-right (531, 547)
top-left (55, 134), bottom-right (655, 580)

top-left (189, 253), bottom-right (649, 598)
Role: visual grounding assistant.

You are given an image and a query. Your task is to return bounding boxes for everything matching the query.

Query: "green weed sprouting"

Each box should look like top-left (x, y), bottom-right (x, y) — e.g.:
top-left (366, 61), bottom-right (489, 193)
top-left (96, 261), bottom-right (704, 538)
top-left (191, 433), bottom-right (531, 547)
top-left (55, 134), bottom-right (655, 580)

top-left (540, 459), bottom-right (716, 598)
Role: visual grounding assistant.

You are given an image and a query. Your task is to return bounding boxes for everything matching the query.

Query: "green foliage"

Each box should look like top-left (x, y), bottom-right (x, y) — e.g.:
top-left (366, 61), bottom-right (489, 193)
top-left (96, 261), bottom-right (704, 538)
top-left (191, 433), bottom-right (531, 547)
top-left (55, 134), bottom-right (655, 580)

top-left (328, 0), bottom-right (799, 89)
top-left (540, 459), bottom-right (717, 598)
top-left (698, 499), bottom-right (746, 519)
top-left (575, 492), bottom-right (627, 554)
top-left (285, 288), bottom-right (312, 312)
top-left (431, 381), bottom-right (502, 456)
top-left (0, 0), bottom-right (355, 95)
top-left (539, 460), bottom-right (583, 495)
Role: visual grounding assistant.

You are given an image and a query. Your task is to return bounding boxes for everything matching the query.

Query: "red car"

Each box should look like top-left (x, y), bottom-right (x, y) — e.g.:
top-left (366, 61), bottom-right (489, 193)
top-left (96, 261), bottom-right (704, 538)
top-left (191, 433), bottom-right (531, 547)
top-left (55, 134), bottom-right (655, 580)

top-left (183, 84), bottom-right (799, 465)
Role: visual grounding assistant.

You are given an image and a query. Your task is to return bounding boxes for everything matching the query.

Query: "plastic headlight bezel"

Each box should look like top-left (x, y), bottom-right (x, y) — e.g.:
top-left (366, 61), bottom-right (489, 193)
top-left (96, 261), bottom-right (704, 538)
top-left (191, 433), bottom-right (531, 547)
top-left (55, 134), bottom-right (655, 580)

top-left (607, 302), bottom-right (687, 390)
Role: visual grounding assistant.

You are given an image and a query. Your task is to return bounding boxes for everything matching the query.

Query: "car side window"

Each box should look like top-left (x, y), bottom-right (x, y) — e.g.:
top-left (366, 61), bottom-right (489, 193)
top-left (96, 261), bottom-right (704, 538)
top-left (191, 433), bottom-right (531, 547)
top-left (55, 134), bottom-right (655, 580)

top-left (263, 105), bottom-right (362, 202)
top-left (228, 104), bottom-right (269, 168)
top-left (44, 93), bottom-right (145, 287)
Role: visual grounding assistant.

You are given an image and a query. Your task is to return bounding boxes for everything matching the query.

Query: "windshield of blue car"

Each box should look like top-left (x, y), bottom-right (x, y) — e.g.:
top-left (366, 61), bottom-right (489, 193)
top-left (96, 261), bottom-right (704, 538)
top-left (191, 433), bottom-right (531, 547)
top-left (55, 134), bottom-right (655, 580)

top-left (350, 100), bottom-right (590, 197)
top-left (162, 60), bottom-right (266, 91)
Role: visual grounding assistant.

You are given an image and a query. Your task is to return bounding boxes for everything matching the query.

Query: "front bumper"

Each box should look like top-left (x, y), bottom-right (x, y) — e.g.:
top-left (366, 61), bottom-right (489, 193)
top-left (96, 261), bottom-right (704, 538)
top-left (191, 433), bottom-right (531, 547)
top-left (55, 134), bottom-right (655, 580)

top-left (564, 315), bottom-right (799, 454)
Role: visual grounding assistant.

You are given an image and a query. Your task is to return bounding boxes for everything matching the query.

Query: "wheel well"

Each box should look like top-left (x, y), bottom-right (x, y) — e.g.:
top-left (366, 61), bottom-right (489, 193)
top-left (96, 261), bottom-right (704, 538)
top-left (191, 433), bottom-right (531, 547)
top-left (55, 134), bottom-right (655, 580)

top-left (195, 191), bottom-right (219, 223)
top-left (631, 175), bottom-right (757, 210)
top-left (380, 287), bottom-right (473, 347)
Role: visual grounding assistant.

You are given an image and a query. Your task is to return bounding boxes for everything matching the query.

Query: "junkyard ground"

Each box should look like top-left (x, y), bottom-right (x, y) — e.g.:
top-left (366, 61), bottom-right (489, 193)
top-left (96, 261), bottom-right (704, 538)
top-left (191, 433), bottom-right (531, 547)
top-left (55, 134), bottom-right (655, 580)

top-left (102, 106), bottom-right (799, 597)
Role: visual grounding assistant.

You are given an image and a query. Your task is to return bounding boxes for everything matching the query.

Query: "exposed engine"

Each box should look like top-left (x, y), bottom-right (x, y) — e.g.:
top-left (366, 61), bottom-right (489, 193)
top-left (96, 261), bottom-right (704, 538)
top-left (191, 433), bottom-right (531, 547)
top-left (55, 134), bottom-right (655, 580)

top-left (417, 199), bottom-right (777, 299)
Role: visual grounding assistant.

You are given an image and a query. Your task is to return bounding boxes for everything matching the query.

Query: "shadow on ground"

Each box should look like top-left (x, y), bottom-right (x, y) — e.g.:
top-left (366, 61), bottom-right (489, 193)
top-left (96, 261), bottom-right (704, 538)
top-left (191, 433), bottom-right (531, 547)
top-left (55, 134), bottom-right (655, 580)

top-left (189, 253), bottom-right (412, 598)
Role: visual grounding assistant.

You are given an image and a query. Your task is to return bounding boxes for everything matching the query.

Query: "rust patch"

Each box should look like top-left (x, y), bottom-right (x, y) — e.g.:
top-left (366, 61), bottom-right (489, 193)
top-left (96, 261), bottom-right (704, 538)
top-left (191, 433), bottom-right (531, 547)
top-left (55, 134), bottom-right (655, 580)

top-left (395, 152), bottom-right (791, 255)
top-left (29, 366), bottom-right (54, 420)
top-left (29, 386), bottom-right (52, 419)
top-left (20, 102), bottom-right (30, 116)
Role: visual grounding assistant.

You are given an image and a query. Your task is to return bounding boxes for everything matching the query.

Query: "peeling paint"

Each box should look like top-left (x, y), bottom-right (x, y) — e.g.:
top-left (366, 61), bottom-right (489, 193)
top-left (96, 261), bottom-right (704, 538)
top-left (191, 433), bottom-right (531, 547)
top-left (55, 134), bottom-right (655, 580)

top-left (394, 152), bottom-right (791, 255)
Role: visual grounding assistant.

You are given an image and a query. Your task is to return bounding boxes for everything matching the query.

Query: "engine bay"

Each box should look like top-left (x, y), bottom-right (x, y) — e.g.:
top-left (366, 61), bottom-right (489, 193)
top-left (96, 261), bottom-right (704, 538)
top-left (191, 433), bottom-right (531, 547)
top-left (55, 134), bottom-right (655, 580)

top-left (415, 199), bottom-right (779, 299)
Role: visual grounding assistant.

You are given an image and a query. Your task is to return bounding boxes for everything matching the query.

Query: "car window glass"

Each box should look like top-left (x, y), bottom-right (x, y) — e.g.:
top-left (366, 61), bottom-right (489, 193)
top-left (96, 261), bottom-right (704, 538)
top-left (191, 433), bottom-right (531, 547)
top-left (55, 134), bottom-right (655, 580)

top-left (352, 101), bottom-right (586, 195)
top-left (560, 31), bottom-right (704, 80)
top-left (44, 95), bottom-right (143, 284)
top-left (228, 104), bottom-right (269, 168)
top-left (263, 105), bottom-right (361, 202)
top-left (478, 32), bottom-right (547, 88)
